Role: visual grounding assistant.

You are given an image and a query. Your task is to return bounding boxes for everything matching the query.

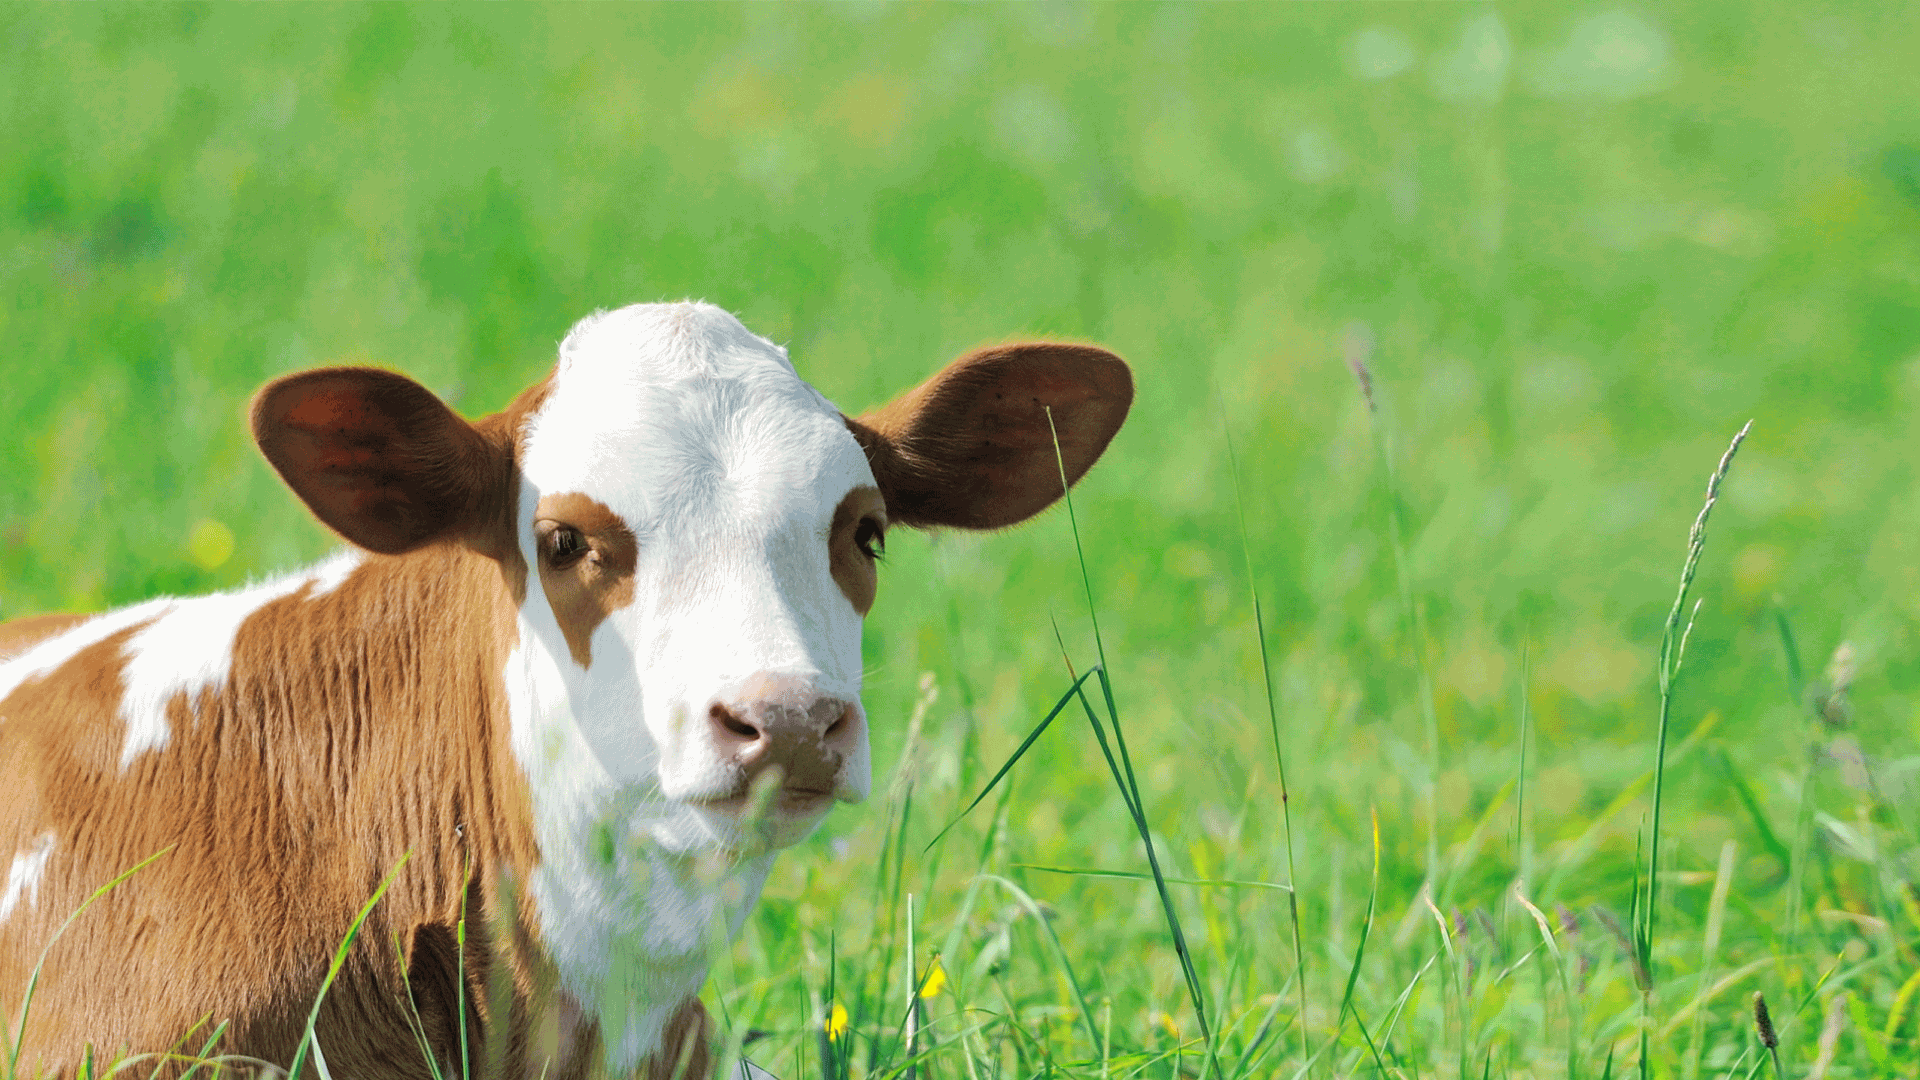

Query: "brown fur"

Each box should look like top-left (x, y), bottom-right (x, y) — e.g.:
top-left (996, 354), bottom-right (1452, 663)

top-left (0, 545), bottom-right (579, 1078)
top-left (0, 613), bottom-right (90, 661)
top-left (827, 487), bottom-right (885, 617)
top-left (0, 373), bottom-right (619, 1078)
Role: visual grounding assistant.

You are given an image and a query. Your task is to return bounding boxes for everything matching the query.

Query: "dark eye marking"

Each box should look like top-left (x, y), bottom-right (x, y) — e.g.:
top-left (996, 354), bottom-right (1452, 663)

top-left (854, 517), bottom-right (886, 561)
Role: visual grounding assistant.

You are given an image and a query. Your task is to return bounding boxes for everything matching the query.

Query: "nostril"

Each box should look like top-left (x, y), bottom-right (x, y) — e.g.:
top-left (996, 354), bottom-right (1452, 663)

top-left (824, 706), bottom-right (850, 740)
top-left (710, 703), bottom-right (759, 740)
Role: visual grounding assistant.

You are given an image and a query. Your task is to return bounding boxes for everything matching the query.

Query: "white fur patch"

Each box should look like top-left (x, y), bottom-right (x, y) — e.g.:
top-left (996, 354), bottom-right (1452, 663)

top-left (557, 302), bottom-right (804, 385)
top-left (116, 568), bottom-right (322, 770)
top-left (305, 549), bottom-right (364, 598)
top-left (506, 640), bottom-right (779, 1074)
top-left (0, 597), bottom-right (177, 712)
top-left (0, 553), bottom-right (369, 771)
top-left (0, 833), bottom-right (56, 923)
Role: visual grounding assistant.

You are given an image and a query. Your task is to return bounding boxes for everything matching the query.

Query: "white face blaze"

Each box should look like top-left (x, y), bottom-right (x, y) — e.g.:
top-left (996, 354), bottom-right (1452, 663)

top-left (515, 302), bottom-right (875, 846)
top-left (506, 303), bottom-right (886, 1066)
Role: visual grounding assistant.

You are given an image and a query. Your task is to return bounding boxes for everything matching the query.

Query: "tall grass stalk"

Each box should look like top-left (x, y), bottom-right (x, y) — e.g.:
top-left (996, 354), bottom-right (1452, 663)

top-left (1219, 394), bottom-right (1311, 1072)
top-left (1045, 406), bottom-right (1218, 1071)
top-left (455, 854), bottom-right (472, 1080)
top-left (1516, 641), bottom-right (1533, 888)
top-left (1346, 325), bottom-right (1444, 889)
top-left (1771, 605), bottom-right (1814, 974)
top-left (390, 931), bottom-right (448, 1080)
top-left (1636, 420), bottom-right (1750, 1077)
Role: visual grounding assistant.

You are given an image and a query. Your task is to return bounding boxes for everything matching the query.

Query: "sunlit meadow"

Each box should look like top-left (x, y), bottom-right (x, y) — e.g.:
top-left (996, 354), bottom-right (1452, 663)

top-left (5, 5), bottom-right (1920, 1077)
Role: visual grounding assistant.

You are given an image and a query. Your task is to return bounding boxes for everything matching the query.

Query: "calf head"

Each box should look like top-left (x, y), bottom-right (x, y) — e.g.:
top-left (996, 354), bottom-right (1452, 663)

top-left (253, 303), bottom-right (1131, 857)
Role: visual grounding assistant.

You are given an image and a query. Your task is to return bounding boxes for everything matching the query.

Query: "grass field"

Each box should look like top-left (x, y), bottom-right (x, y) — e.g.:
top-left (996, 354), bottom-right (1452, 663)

top-left (6, 4), bottom-right (1920, 1077)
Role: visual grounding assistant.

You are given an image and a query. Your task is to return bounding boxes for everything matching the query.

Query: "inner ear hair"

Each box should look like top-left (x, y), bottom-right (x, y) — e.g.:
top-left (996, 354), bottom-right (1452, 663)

top-left (848, 342), bottom-right (1132, 531)
top-left (252, 367), bottom-right (511, 556)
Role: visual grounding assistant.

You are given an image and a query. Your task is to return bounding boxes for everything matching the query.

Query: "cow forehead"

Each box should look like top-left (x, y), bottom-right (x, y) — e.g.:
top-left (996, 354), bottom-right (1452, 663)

top-left (520, 303), bottom-right (872, 530)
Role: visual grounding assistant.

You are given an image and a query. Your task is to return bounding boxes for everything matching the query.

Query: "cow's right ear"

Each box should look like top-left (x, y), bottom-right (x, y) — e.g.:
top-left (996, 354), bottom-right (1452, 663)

top-left (251, 367), bottom-right (508, 555)
top-left (847, 343), bottom-right (1133, 530)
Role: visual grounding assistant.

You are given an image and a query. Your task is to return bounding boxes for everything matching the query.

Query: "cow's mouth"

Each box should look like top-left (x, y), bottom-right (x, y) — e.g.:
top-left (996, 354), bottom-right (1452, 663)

top-left (692, 785), bottom-right (836, 819)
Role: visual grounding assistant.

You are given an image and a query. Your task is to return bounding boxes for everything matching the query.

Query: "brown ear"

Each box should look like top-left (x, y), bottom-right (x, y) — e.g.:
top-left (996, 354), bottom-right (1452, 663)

top-left (251, 367), bottom-right (507, 555)
top-left (847, 343), bottom-right (1132, 530)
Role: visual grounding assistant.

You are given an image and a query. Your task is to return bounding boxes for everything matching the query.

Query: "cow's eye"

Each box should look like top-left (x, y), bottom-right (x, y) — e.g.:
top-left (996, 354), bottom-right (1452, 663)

top-left (545, 525), bottom-right (590, 568)
top-left (854, 518), bottom-right (885, 561)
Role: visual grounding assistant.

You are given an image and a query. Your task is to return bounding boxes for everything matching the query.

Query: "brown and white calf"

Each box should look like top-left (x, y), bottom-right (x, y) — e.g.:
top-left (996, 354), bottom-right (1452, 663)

top-left (0, 302), bottom-right (1131, 1078)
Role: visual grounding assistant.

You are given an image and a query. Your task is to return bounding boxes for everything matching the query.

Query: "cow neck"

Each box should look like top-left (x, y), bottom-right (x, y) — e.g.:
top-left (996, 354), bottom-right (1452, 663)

top-left (258, 540), bottom-right (542, 917)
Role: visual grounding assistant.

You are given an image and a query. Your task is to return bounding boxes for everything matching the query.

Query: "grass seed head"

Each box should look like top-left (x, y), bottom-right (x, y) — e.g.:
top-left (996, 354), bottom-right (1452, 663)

top-left (1753, 991), bottom-right (1779, 1049)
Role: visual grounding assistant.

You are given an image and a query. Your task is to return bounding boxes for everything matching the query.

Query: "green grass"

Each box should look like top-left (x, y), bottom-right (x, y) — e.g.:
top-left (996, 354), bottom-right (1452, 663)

top-left (7, 4), bottom-right (1920, 1077)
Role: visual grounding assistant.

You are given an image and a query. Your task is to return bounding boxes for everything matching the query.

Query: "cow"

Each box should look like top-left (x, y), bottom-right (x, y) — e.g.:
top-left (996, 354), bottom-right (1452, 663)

top-left (0, 302), bottom-right (1132, 1079)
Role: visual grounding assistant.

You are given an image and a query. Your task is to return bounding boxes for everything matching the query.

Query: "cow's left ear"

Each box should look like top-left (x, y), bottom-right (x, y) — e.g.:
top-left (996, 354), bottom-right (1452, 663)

top-left (846, 343), bottom-right (1132, 530)
top-left (252, 367), bottom-right (509, 555)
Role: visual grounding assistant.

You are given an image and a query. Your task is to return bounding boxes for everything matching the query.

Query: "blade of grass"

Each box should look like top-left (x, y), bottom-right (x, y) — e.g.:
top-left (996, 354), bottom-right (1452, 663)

top-left (1514, 886), bottom-right (1578, 1080)
top-left (1321, 811), bottom-right (1384, 1076)
top-left (1682, 839), bottom-right (1739, 1080)
top-left (309, 1022), bottom-right (335, 1080)
top-left (1375, 953), bottom-right (1440, 1059)
top-left (1773, 604), bottom-right (1804, 703)
top-left (1219, 390), bottom-right (1312, 1073)
top-left (896, 894), bottom-right (918, 1080)
top-left (1660, 957), bottom-right (1774, 1039)
top-left (1229, 974), bottom-right (1301, 1079)
top-left (144, 1013), bottom-right (211, 1080)
top-left (1423, 887), bottom-right (1467, 1077)
top-left (174, 1019), bottom-right (232, 1080)
top-left (9, 844), bottom-right (173, 1079)
top-left (391, 931), bottom-right (449, 1080)
top-left (1065, 672), bottom-right (1215, 1063)
top-left (1346, 325), bottom-right (1443, 892)
top-left (821, 931), bottom-right (840, 1080)
top-left (1012, 865), bottom-right (1292, 892)
top-left (1517, 640), bottom-right (1532, 885)
top-left (484, 870), bottom-right (519, 1080)
top-left (287, 852), bottom-right (413, 1080)
top-left (1778, 605), bottom-right (1820, 973)
top-left (1046, 405), bottom-right (1217, 1071)
top-left (1715, 748), bottom-right (1791, 871)
top-left (978, 874), bottom-right (1102, 1053)
top-left (456, 857), bottom-right (472, 1080)
top-left (924, 667), bottom-right (1101, 853)
top-left (869, 777), bottom-right (917, 1076)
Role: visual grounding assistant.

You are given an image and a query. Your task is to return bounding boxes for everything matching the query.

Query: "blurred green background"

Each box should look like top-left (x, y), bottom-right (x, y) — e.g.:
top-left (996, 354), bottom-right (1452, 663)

top-left (6, 4), bottom-right (1920, 1073)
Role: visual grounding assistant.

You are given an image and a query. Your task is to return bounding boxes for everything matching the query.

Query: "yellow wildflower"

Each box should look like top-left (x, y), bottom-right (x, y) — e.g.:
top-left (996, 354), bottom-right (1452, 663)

top-left (919, 956), bottom-right (947, 999)
top-left (824, 1001), bottom-right (848, 1042)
